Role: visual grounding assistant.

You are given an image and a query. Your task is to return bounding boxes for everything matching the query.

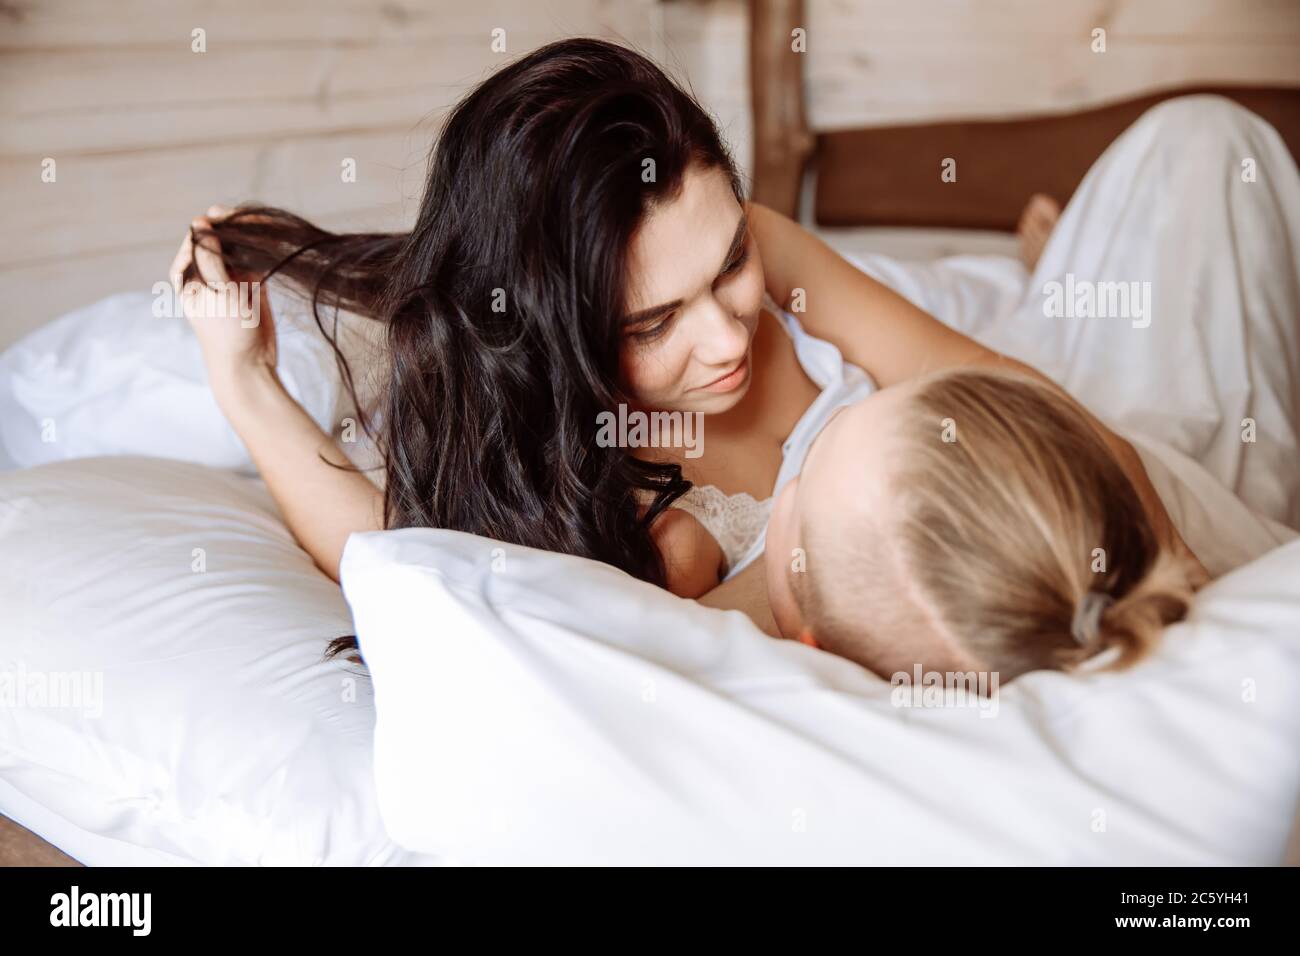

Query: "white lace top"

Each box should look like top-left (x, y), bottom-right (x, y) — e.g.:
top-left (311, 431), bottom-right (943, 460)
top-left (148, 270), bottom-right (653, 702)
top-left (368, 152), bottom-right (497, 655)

top-left (672, 300), bottom-right (878, 580)
top-left (669, 485), bottom-right (775, 577)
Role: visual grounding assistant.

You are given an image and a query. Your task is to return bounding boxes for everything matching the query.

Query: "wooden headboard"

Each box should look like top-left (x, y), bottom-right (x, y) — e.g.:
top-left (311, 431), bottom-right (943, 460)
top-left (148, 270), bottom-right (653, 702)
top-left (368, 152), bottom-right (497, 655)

top-left (748, 0), bottom-right (1300, 230)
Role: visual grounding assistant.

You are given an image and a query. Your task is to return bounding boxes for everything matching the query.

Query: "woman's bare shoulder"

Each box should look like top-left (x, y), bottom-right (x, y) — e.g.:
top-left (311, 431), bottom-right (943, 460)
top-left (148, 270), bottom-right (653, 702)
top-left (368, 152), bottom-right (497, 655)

top-left (649, 505), bottom-right (724, 598)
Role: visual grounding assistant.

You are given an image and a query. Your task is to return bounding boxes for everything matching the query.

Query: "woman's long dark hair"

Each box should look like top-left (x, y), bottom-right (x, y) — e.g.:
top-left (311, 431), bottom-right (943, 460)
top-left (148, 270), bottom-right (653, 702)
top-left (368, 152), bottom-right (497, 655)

top-left (183, 38), bottom-right (744, 659)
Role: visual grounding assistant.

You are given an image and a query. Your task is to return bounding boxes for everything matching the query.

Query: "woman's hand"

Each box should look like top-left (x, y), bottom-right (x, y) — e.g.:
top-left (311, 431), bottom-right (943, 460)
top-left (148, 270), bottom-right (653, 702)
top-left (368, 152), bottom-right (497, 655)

top-left (165, 207), bottom-right (384, 581)
top-left (170, 205), bottom-right (278, 398)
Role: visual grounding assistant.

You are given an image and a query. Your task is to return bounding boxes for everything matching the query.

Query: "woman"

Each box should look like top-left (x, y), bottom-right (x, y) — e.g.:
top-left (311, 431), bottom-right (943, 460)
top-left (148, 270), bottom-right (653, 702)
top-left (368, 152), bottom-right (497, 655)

top-left (170, 38), bottom-right (1198, 652)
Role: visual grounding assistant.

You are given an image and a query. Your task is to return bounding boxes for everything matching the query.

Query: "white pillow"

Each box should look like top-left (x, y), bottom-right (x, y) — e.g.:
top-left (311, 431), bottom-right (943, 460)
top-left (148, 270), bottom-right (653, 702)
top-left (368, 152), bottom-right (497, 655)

top-left (342, 527), bottom-right (1300, 865)
top-left (0, 280), bottom-right (383, 474)
top-left (0, 456), bottom-right (435, 866)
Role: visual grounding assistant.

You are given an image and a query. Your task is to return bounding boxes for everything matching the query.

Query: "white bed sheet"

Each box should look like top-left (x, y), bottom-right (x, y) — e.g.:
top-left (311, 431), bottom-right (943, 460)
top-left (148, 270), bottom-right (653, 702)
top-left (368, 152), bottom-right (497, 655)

top-left (0, 776), bottom-right (196, 867)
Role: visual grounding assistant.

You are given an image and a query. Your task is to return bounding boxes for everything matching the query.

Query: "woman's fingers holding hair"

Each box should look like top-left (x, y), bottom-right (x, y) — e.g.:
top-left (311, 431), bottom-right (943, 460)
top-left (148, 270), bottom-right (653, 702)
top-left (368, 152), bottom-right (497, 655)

top-left (172, 207), bottom-right (278, 386)
top-left (188, 217), bottom-right (231, 287)
top-left (179, 217), bottom-right (242, 325)
top-left (170, 215), bottom-right (229, 294)
top-left (171, 215), bottom-right (224, 293)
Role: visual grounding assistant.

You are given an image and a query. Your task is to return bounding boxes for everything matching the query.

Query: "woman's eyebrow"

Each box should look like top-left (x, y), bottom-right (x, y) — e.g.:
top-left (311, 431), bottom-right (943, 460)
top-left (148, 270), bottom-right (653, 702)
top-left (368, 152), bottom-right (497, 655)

top-left (623, 212), bottom-right (749, 325)
top-left (721, 211), bottom-right (749, 267)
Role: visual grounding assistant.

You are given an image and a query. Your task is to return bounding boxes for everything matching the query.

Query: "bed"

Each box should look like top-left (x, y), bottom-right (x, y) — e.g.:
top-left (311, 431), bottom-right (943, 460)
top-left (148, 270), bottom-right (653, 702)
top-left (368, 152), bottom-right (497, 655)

top-left (2, 7), bottom-right (1299, 866)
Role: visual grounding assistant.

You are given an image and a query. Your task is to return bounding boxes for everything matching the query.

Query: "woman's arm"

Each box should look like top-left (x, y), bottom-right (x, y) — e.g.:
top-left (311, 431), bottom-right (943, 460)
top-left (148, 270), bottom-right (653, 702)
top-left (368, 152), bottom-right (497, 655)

top-left (649, 507), bottom-right (726, 598)
top-left (175, 211), bottom-right (384, 582)
top-left (214, 366), bottom-right (384, 581)
top-left (747, 202), bottom-right (1208, 581)
top-left (748, 201), bottom-right (990, 384)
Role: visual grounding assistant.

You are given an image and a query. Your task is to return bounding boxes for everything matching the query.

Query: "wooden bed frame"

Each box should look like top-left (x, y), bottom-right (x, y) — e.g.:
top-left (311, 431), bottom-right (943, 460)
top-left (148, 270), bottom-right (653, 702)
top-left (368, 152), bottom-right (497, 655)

top-left (0, 813), bottom-right (79, 867)
top-left (748, 0), bottom-right (1300, 229)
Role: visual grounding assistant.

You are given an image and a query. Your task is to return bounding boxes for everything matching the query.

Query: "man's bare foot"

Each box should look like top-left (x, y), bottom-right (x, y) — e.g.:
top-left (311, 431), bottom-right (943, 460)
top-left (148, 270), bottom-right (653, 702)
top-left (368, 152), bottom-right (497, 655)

top-left (1017, 193), bottom-right (1061, 270)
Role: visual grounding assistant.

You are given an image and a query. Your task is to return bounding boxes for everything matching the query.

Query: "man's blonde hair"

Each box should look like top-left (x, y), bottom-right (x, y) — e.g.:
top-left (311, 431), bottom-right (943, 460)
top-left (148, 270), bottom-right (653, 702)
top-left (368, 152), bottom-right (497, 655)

top-left (795, 367), bottom-right (1197, 682)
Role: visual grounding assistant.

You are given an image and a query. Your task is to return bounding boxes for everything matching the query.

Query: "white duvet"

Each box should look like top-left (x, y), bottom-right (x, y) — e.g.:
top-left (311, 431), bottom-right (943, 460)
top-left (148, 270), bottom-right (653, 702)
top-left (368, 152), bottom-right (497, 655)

top-left (343, 526), bottom-right (1300, 865)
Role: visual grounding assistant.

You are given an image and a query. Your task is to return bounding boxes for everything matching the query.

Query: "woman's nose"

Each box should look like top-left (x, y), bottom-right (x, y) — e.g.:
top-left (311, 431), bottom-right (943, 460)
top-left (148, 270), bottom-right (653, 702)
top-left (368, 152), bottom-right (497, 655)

top-left (692, 295), bottom-right (750, 365)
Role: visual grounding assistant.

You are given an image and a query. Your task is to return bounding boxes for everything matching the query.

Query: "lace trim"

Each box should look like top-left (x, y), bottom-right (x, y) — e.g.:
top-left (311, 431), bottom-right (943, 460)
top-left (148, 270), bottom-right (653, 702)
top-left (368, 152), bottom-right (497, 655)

top-left (670, 484), bottom-right (773, 576)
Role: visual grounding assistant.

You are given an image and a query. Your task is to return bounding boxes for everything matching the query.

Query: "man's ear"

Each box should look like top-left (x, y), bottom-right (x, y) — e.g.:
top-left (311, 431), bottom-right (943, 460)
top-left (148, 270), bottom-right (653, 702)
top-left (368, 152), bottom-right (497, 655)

top-left (796, 628), bottom-right (819, 649)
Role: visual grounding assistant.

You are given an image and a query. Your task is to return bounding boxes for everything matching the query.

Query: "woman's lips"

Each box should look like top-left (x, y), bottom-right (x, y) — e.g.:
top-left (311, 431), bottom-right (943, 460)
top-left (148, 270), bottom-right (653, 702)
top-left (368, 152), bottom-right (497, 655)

top-left (698, 354), bottom-right (750, 393)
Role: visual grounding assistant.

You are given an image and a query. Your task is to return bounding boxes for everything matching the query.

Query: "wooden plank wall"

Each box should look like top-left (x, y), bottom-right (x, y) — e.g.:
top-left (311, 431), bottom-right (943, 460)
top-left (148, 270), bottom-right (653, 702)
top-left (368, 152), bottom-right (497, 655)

top-left (0, 0), bottom-right (663, 347)
top-left (3, 0), bottom-right (1297, 348)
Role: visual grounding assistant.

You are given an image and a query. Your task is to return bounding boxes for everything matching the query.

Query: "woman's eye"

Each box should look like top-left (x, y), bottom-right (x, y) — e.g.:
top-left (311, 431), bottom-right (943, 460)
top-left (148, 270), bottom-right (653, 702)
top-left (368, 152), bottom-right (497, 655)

top-left (630, 312), bottom-right (674, 342)
top-left (720, 249), bottom-right (750, 278)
